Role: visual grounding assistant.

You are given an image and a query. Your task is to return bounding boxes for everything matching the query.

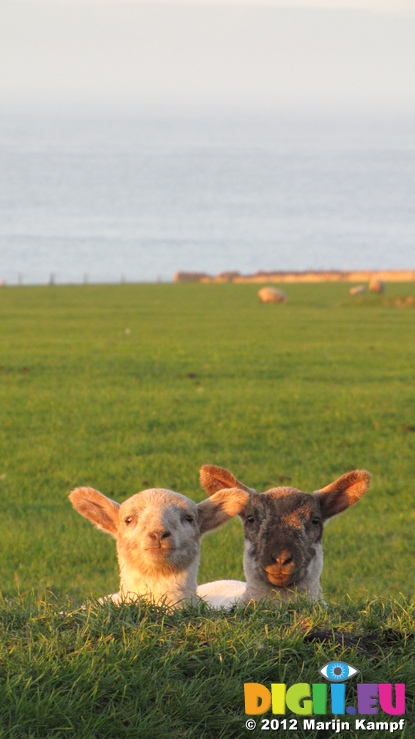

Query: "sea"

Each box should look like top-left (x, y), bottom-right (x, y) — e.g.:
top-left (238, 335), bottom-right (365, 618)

top-left (0, 113), bottom-right (414, 285)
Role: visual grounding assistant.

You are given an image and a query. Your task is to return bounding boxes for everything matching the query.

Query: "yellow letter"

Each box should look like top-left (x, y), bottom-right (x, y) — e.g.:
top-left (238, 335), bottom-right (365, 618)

top-left (271, 684), bottom-right (286, 714)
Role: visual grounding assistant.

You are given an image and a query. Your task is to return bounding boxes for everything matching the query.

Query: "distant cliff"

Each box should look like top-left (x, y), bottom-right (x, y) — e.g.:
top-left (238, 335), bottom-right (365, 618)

top-left (174, 270), bottom-right (415, 283)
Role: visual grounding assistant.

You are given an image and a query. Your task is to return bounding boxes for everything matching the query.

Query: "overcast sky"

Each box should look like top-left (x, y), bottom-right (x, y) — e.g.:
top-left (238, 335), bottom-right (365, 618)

top-left (1, 0), bottom-right (415, 116)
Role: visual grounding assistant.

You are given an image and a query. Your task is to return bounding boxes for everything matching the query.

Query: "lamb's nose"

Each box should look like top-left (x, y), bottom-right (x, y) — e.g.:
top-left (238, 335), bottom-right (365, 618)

top-left (148, 529), bottom-right (171, 545)
top-left (274, 550), bottom-right (293, 567)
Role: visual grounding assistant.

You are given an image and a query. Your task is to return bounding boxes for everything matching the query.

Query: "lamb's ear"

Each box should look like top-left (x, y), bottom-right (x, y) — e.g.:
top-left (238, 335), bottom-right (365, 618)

top-left (314, 471), bottom-right (371, 521)
top-left (199, 465), bottom-right (255, 496)
top-left (197, 488), bottom-right (250, 534)
top-left (69, 487), bottom-right (121, 538)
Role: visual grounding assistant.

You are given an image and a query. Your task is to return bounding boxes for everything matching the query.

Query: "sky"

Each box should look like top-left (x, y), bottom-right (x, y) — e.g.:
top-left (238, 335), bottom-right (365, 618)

top-left (1, 0), bottom-right (415, 116)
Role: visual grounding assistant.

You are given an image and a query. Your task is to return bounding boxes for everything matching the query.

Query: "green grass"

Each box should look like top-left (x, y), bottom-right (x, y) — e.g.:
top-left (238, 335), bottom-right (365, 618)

top-left (0, 282), bottom-right (414, 736)
top-left (0, 595), bottom-right (413, 738)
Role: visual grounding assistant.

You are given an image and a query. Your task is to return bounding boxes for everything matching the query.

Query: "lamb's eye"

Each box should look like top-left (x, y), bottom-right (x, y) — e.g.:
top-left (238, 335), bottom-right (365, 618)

top-left (312, 517), bottom-right (321, 525)
top-left (185, 515), bottom-right (194, 524)
top-left (246, 516), bottom-right (256, 525)
top-left (124, 516), bottom-right (133, 525)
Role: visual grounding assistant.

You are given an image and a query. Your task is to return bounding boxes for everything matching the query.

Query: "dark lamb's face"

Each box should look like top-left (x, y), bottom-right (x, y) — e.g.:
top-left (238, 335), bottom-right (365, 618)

top-left (241, 488), bottom-right (324, 588)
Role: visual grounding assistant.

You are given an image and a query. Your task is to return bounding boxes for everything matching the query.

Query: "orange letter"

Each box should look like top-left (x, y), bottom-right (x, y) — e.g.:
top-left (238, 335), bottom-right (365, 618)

top-left (244, 683), bottom-right (272, 715)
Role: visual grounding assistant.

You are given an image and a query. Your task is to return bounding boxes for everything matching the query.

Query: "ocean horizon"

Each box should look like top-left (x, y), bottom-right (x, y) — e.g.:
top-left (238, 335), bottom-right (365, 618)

top-left (1, 112), bottom-right (414, 286)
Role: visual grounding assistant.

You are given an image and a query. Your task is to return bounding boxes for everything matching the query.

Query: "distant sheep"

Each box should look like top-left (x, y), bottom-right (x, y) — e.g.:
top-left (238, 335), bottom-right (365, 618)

top-left (70, 485), bottom-right (247, 608)
top-left (350, 285), bottom-right (367, 296)
top-left (258, 287), bottom-right (287, 303)
top-left (197, 465), bottom-right (371, 607)
top-left (369, 278), bottom-right (385, 294)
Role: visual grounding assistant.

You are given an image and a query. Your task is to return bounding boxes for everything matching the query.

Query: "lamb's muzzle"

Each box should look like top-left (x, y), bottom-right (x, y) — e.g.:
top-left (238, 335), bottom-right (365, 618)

top-left (265, 549), bottom-right (295, 586)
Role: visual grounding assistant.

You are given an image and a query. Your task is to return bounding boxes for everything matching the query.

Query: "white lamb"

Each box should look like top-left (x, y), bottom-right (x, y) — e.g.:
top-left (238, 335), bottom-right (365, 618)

top-left (70, 484), bottom-right (247, 609)
top-left (258, 287), bottom-right (288, 303)
top-left (197, 465), bottom-right (371, 608)
top-left (369, 278), bottom-right (385, 294)
top-left (350, 285), bottom-right (367, 296)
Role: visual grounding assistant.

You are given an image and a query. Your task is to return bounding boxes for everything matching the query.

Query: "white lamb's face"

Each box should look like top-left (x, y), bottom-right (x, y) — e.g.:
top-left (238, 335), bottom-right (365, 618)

top-left (116, 489), bottom-right (201, 575)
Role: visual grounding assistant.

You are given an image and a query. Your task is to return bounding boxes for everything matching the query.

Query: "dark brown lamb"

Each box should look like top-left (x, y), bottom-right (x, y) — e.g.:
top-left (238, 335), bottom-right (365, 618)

top-left (197, 466), bottom-right (371, 607)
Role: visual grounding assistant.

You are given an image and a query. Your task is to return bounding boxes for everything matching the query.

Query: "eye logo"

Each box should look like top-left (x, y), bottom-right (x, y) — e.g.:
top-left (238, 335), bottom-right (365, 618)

top-left (319, 661), bottom-right (359, 682)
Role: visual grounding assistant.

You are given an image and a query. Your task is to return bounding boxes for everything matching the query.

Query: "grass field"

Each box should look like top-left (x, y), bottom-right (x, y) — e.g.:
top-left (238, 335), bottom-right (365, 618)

top-left (0, 282), bottom-right (414, 737)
